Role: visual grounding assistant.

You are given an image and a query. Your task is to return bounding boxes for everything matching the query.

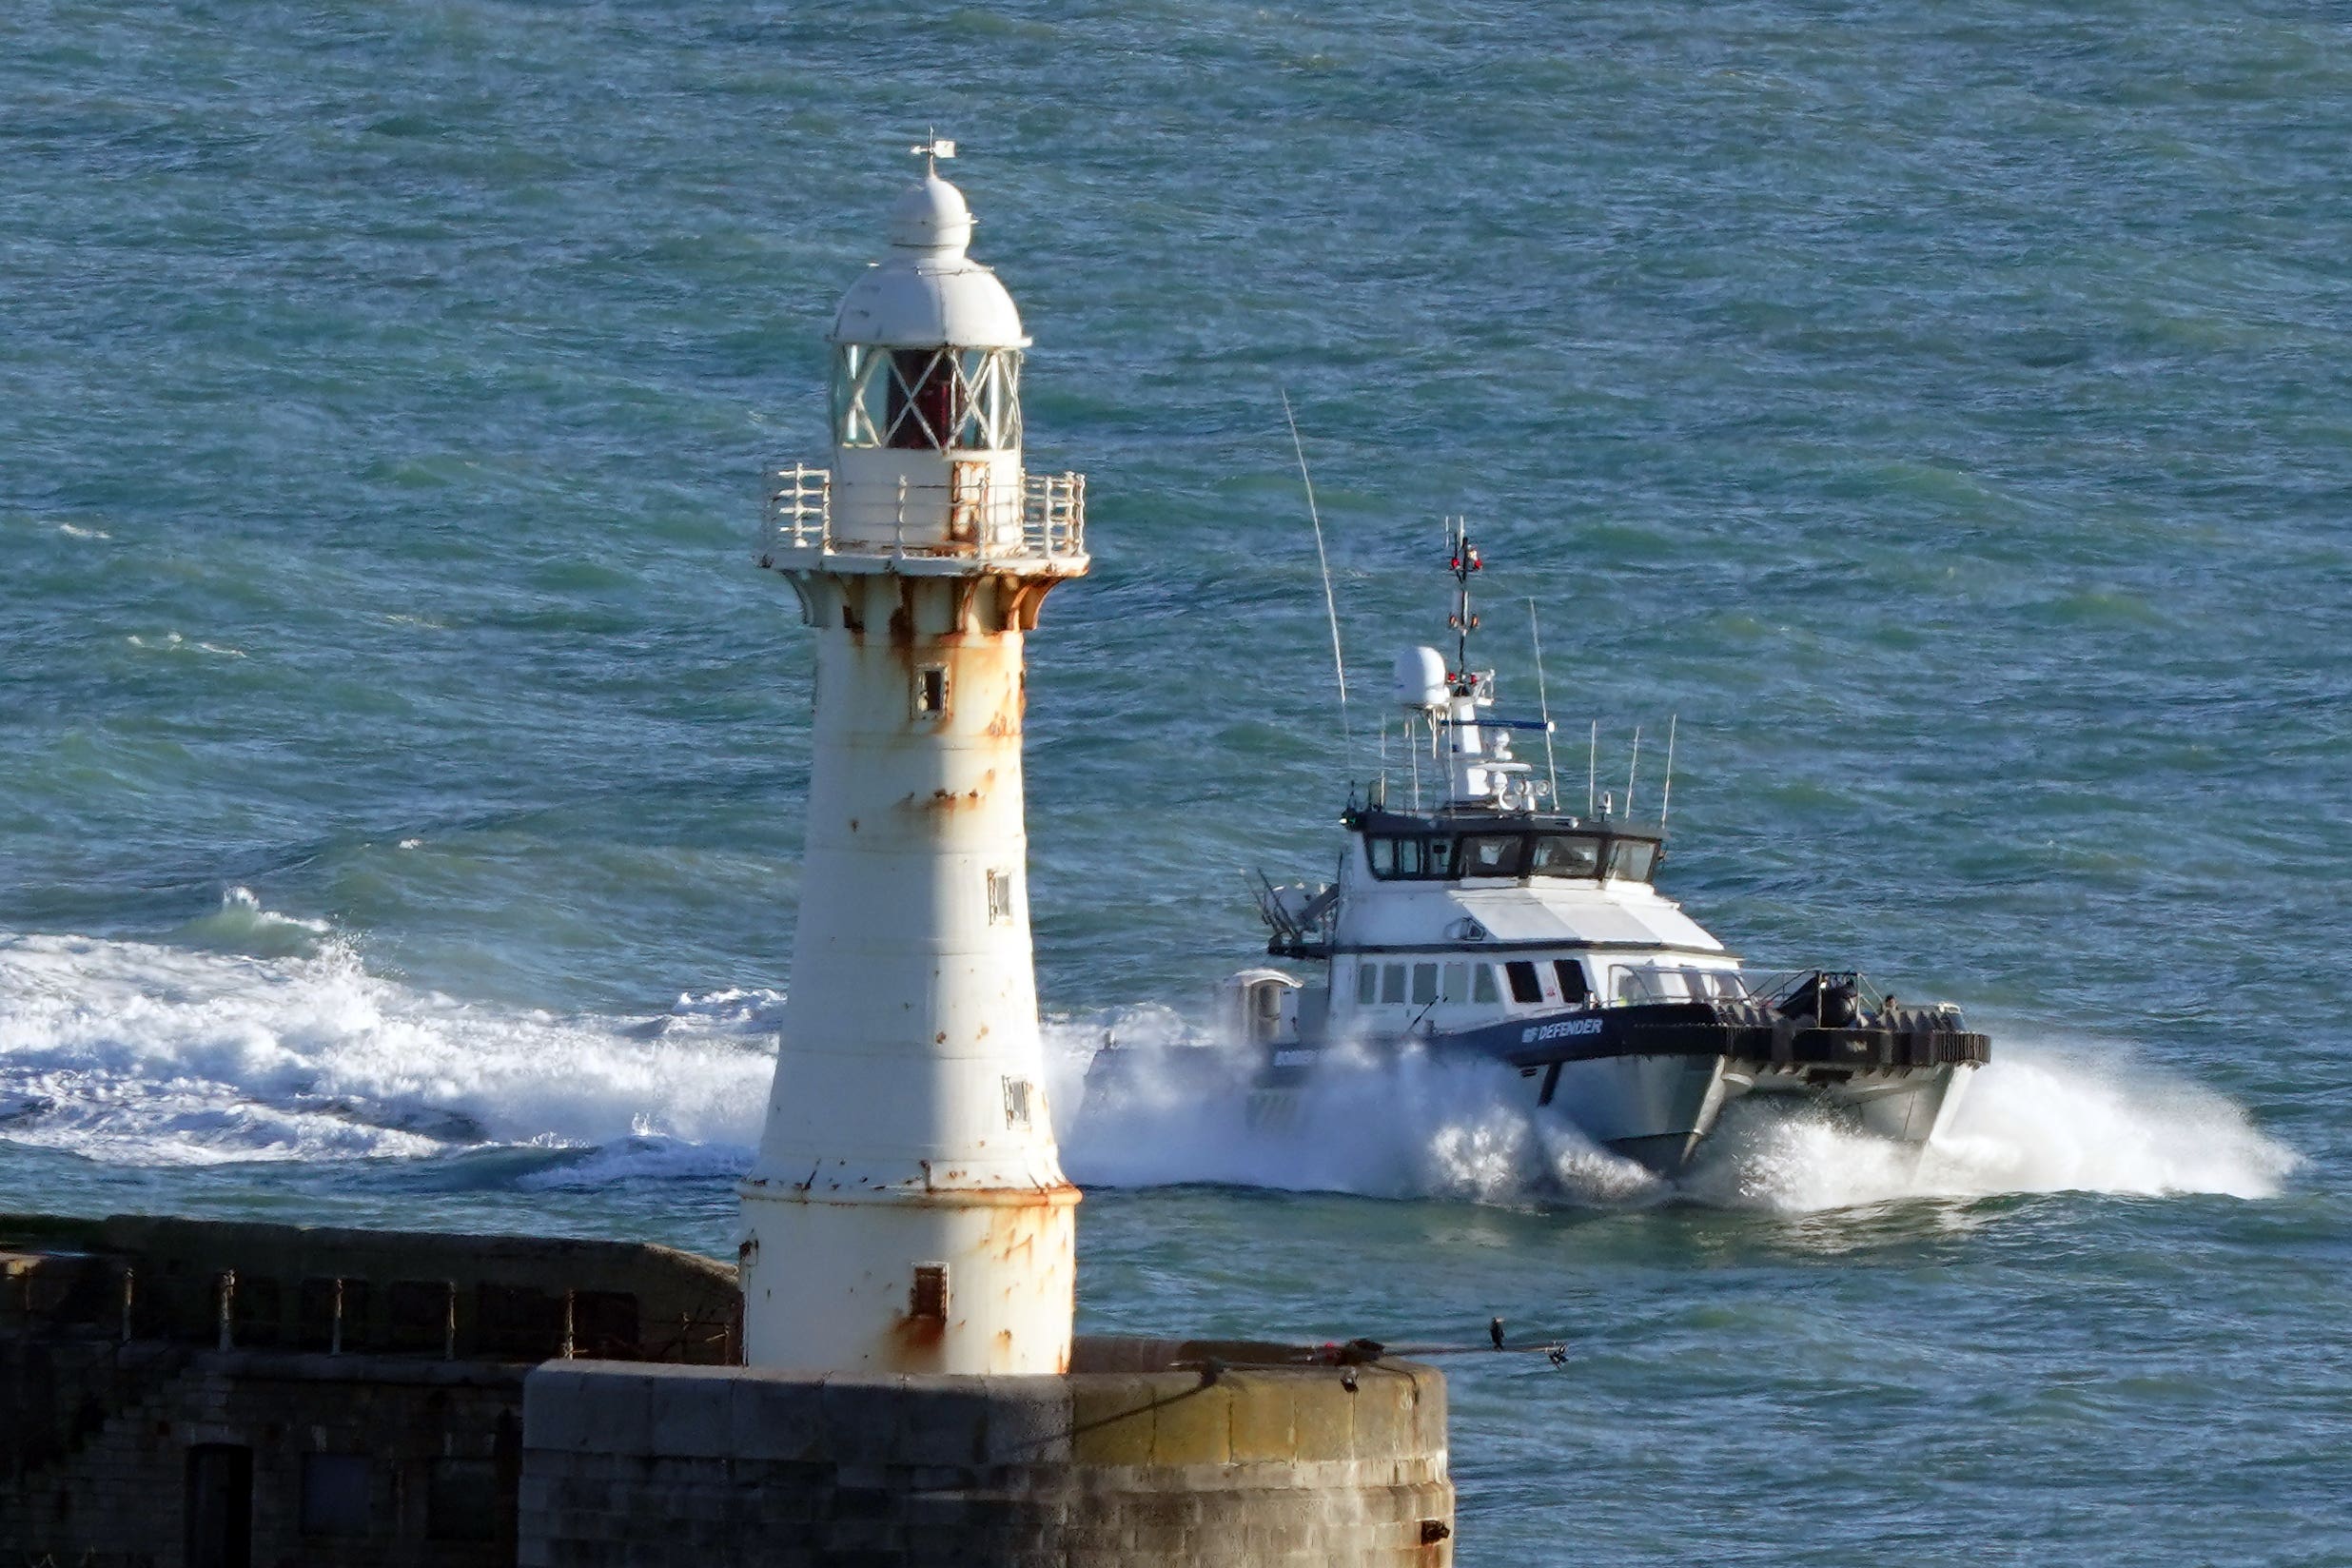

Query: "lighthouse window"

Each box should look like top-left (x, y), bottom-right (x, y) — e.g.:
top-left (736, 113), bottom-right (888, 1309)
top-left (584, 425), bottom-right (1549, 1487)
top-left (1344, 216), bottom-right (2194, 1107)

top-left (986, 868), bottom-right (1015, 924)
top-left (833, 343), bottom-right (1025, 452)
top-left (915, 665), bottom-right (949, 717)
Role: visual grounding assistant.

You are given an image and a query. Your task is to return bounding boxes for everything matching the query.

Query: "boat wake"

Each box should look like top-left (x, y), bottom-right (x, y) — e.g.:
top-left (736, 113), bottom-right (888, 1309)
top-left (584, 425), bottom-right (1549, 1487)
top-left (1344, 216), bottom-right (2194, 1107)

top-left (1051, 1009), bottom-right (2302, 1213)
top-left (0, 907), bottom-right (2300, 1213)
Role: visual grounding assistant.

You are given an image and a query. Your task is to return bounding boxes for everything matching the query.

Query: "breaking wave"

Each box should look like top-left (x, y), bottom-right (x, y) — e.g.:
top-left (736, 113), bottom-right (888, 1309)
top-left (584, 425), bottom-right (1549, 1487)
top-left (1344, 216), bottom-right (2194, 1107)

top-left (0, 908), bottom-right (2299, 1212)
top-left (0, 902), bottom-right (774, 1168)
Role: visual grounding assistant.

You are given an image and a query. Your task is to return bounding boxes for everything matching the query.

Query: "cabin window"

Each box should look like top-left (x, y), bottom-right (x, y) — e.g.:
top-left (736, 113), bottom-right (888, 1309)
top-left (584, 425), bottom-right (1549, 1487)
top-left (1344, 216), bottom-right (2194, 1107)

top-left (1530, 834), bottom-right (1601, 877)
top-left (1460, 834), bottom-right (1525, 878)
top-left (1473, 965), bottom-right (1501, 1004)
top-left (1381, 964), bottom-right (1407, 1005)
top-left (1410, 963), bottom-right (1439, 1005)
top-left (1504, 961), bottom-right (1543, 1005)
top-left (1554, 960), bottom-right (1590, 1005)
top-left (1365, 834), bottom-right (1457, 880)
top-left (914, 665), bottom-right (949, 718)
top-left (1616, 968), bottom-right (1662, 1003)
top-left (1441, 962), bottom-right (1468, 1003)
top-left (1606, 839), bottom-right (1658, 882)
top-left (1356, 964), bottom-right (1378, 1005)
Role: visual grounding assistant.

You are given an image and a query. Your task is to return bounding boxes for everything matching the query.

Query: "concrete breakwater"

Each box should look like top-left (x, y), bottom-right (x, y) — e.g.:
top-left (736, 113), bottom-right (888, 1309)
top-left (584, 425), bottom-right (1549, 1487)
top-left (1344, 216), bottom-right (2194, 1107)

top-left (1, 1213), bottom-right (1453, 1566)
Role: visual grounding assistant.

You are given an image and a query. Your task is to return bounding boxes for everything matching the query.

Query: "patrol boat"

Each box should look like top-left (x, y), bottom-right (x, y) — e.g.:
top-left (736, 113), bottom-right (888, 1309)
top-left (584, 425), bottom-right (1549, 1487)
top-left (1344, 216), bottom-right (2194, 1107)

top-left (1211, 524), bottom-right (1988, 1177)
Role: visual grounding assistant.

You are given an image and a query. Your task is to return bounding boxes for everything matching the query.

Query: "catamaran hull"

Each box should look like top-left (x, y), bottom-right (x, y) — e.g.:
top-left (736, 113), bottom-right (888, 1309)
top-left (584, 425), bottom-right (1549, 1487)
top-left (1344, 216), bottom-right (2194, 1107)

top-left (1533, 1054), bottom-right (1977, 1176)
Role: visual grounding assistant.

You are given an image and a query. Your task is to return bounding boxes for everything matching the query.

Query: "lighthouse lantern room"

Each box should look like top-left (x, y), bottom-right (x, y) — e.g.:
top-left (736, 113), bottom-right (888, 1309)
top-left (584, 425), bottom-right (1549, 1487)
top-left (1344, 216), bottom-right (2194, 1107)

top-left (739, 143), bottom-right (1088, 1378)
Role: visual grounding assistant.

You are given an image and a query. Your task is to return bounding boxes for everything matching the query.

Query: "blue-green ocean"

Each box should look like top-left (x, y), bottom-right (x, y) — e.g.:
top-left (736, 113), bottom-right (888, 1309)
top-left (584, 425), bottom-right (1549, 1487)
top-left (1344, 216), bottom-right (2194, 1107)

top-left (4, 3), bottom-right (2348, 1561)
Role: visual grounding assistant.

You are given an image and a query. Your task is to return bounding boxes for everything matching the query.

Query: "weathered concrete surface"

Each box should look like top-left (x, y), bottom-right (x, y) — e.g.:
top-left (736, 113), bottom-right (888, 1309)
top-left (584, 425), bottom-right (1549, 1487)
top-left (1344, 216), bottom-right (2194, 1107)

top-left (520, 1346), bottom-right (1454, 1567)
top-left (3, 1215), bottom-right (1456, 1566)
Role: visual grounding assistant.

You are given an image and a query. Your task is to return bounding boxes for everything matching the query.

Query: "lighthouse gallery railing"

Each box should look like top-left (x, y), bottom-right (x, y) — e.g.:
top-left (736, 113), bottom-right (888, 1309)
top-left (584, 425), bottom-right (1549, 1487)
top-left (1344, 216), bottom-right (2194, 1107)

top-left (759, 465), bottom-right (1086, 566)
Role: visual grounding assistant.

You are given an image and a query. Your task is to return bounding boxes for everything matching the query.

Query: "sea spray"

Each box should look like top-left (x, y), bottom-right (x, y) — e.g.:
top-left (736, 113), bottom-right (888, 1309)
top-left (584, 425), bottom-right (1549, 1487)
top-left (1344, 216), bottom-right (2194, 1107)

top-left (0, 923), bottom-right (773, 1167)
top-left (1050, 1010), bottom-right (2299, 1212)
top-left (0, 926), bottom-right (2299, 1209)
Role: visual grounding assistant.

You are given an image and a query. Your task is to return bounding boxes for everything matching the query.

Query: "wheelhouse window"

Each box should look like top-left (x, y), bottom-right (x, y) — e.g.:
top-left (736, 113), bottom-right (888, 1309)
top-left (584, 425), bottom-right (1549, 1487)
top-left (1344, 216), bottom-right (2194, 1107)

top-left (833, 343), bottom-right (1023, 452)
top-left (1554, 960), bottom-right (1589, 1005)
top-left (1356, 964), bottom-right (1378, 1005)
top-left (1473, 965), bottom-right (1501, 1004)
top-left (1605, 839), bottom-right (1658, 882)
top-left (1530, 834), bottom-right (1602, 878)
top-left (1460, 834), bottom-right (1525, 878)
top-left (1504, 960), bottom-right (1544, 1004)
top-left (1365, 834), bottom-right (1457, 880)
top-left (1410, 963), bottom-right (1439, 1005)
top-left (1381, 964), bottom-right (1407, 1005)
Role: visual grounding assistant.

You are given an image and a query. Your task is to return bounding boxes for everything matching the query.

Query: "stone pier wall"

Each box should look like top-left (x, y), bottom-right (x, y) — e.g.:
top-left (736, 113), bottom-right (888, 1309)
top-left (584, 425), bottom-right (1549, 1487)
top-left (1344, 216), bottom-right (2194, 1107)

top-left (520, 1350), bottom-right (1453, 1567)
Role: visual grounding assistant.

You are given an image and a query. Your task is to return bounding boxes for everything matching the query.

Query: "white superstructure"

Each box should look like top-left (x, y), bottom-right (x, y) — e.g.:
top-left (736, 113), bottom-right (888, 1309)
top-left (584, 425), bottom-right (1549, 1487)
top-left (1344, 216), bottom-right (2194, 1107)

top-left (1215, 521), bottom-right (1985, 1175)
top-left (739, 144), bottom-right (1087, 1375)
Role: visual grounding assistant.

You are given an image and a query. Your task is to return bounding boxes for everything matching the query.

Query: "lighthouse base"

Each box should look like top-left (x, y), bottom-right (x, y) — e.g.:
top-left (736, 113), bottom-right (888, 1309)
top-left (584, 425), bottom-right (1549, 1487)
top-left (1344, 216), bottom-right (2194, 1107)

top-left (738, 1184), bottom-right (1079, 1376)
top-left (521, 1339), bottom-right (1453, 1567)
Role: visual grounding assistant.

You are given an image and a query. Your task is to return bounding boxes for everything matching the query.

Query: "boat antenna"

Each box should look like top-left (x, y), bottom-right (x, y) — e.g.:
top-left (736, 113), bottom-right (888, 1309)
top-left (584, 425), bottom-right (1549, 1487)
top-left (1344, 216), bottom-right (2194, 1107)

top-left (1659, 714), bottom-right (1678, 830)
top-left (1280, 390), bottom-right (1351, 773)
top-left (1586, 719), bottom-right (1597, 818)
top-left (1446, 517), bottom-right (1480, 683)
top-left (1625, 725), bottom-right (1642, 817)
top-left (1527, 597), bottom-right (1558, 809)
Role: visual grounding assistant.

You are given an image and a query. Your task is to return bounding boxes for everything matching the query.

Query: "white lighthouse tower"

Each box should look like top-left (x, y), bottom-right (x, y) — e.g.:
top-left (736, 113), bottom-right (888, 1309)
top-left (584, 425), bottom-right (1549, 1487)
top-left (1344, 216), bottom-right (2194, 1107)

top-left (738, 143), bottom-right (1088, 1376)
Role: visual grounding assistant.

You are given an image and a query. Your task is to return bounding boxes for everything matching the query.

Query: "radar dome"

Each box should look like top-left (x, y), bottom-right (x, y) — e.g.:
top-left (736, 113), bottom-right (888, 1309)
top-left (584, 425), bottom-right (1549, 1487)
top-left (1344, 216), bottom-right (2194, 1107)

top-left (1394, 646), bottom-right (1449, 711)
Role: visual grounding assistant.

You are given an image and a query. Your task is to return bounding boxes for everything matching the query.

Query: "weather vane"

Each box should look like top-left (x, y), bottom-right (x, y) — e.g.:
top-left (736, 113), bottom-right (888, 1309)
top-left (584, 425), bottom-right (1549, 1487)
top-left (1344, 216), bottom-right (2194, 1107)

top-left (910, 132), bottom-right (957, 175)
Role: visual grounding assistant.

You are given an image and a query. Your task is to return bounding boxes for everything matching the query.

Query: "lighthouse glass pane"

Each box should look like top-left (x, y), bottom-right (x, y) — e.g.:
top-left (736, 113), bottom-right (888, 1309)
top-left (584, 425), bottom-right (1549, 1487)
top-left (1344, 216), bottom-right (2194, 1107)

top-left (885, 347), bottom-right (963, 449)
top-left (832, 345), bottom-right (884, 447)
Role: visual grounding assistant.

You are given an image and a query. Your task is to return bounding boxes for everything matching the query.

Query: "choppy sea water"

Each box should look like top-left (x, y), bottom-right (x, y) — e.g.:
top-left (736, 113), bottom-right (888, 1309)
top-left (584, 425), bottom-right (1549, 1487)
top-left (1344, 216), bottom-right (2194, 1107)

top-left (4, 4), bottom-right (2348, 1562)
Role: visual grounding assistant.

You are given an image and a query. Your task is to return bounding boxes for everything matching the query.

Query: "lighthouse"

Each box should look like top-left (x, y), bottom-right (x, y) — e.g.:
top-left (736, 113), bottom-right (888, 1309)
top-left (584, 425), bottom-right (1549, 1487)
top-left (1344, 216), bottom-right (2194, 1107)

top-left (738, 143), bottom-right (1088, 1376)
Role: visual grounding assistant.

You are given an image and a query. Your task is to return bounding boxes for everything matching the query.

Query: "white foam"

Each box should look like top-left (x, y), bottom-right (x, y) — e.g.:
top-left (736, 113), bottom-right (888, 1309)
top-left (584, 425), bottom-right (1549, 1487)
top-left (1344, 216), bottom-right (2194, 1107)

top-left (0, 922), bottom-right (2298, 1213)
top-left (1050, 1011), bottom-right (2299, 1212)
top-left (1680, 1041), bottom-right (2302, 1212)
top-left (0, 918), bottom-right (773, 1168)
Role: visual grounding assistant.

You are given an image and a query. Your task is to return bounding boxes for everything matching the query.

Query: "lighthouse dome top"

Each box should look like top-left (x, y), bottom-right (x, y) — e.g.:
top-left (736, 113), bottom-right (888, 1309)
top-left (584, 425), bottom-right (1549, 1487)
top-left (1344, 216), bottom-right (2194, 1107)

top-left (832, 152), bottom-right (1028, 351)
